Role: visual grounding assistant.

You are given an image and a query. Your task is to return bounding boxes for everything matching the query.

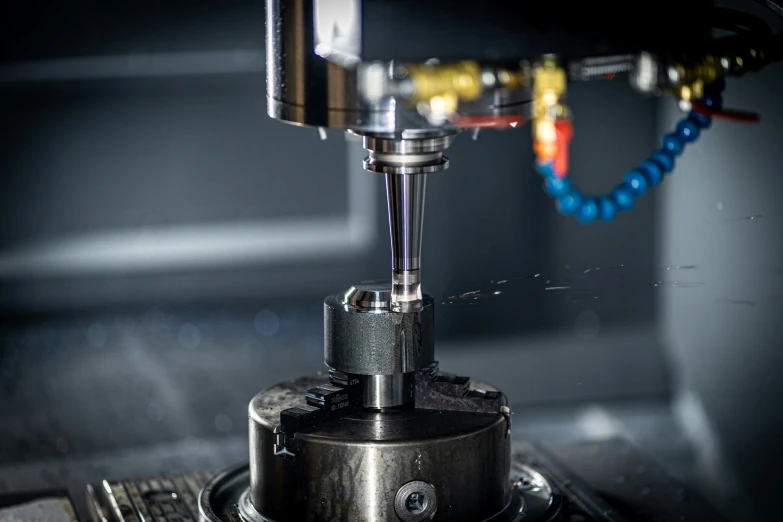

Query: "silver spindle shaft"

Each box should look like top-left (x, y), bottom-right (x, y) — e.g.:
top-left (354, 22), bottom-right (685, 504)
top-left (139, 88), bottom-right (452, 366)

top-left (385, 172), bottom-right (426, 312)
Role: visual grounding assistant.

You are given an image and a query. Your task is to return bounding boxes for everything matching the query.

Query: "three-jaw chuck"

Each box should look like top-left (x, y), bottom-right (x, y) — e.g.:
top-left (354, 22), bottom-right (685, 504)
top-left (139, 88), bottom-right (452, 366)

top-left (240, 283), bottom-right (514, 522)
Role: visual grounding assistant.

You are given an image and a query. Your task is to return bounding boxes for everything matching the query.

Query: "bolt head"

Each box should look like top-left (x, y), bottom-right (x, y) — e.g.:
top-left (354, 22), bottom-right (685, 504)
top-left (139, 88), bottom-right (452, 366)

top-left (394, 481), bottom-right (437, 522)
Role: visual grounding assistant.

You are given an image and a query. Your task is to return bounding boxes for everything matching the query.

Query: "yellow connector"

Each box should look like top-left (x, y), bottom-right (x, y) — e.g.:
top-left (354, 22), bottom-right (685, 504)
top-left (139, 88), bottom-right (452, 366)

top-left (670, 55), bottom-right (723, 101)
top-left (533, 56), bottom-right (566, 99)
top-left (496, 68), bottom-right (527, 91)
top-left (673, 55), bottom-right (722, 86)
top-left (532, 56), bottom-right (567, 160)
top-left (406, 61), bottom-right (484, 103)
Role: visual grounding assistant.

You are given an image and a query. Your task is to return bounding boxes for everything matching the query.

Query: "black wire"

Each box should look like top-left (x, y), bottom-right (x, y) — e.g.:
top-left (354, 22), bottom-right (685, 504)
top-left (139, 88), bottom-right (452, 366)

top-left (751, 0), bottom-right (783, 20)
top-left (711, 7), bottom-right (770, 36)
top-left (566, 4), bottom-right (783, 79)
top-left (748, 0), bottom-right (783, 61)
top-left (707, 7), bottom-right (771, 61)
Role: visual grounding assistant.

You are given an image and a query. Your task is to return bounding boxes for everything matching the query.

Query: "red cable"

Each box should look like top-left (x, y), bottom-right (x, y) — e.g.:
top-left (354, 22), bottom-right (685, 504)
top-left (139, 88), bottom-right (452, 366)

top-left (452, 114), bottom-right (525, 129)
top-left (692, 101), bottom-right (760, 123)
top-left (553, 120), bottom-right (573, 178)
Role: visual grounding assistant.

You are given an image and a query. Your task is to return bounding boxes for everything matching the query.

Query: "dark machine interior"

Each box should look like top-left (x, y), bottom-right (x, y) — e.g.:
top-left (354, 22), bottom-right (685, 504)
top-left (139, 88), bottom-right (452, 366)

top-left (1, 1), bottom-right (782, 521)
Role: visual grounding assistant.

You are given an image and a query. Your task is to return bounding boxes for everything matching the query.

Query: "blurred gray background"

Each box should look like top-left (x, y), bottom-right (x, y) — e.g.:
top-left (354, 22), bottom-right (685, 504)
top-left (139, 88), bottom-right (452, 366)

top-left (0, 1), bottom-right (781, 521)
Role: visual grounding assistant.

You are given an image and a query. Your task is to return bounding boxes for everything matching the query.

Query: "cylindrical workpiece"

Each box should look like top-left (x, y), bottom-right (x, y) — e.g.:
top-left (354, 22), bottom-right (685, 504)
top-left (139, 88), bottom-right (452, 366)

top-left (362, 373), bottom-right (414, 408)
top-left (324, 283), bottom-right (435, 376)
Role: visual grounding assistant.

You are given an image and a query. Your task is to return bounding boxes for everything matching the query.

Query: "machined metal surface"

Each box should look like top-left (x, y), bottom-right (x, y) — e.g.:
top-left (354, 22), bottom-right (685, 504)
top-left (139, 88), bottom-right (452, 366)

top-left (324, 283), bottom-right (434, 375)
top-left (265, 0), bottom-right (362, 129)
top-left (363, 133), bottom-right (454, 175)
top-left (390, 268), bottom-right (423, 313)
top-left (360, 132), bottom-right (454, 311)
top-left (343, 282), bottom-right (392, 309)
top-left (248, 374), bottom-right (511, 522)
top-left (362, 372), bottom-right (414, 409)
top-left (362, 133), bottom-right (455, 155)
top-left (75, 437), bottom-right (736, 522)
top-left (384, 168), bottom-right (427, 312)
top-left (70, 425), bottom-right (732, 522)
top-left (197, 440), bottom-right (651, 522)
top-left (266, 0), bottom-right (454, 132)
top-left (391, 179), bottom-right (425, 311)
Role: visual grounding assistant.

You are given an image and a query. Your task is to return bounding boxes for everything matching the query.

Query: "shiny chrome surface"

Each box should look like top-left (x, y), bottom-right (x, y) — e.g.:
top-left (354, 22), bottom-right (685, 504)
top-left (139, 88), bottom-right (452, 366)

top-left (386, 172), bottom-right (426, 311)
top-left (342, 281), bottom-right (391, 311)
top-left (312, 0), bottom-right (361, 68)
top-left (362, 132), bottom-right (455, 175)
top-left (363, 133), bottom-right (456, 154)
top-left (266, 0), bottom-right (447, 132)
top-left (199, 448), bottom-right (577, 522)
top-left (366, 153), bottom-right (446, 174)
top-left (356, 132), bottom-right (456, 311)
top-left (386, 173), bottom-right (425, 273)
top-left (362, 372), bottom-right (413, 409)
top-left (248, 375), bottom-right (511, 522)
top-left (266, 0), bottom-right (362, 128)
top-left (391, 268), bottom-right (423, 313)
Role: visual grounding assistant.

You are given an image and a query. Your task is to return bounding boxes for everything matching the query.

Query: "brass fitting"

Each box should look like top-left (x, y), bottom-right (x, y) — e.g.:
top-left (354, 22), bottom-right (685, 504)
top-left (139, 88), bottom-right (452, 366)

top-left (532, 56), bottom-right (567, 156)
top-left (533, 56), bottom-right (567, 98)
top-left (427, 92), bottom-right (459, 116)
top-left (406, 61), bottom-right (484, 103)
top-left (495, 68), bottom-right (528, 90)
top-left (532, 56), bottom-right (566, 117)
top-left (669, 55), bottom-right (723, 101)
